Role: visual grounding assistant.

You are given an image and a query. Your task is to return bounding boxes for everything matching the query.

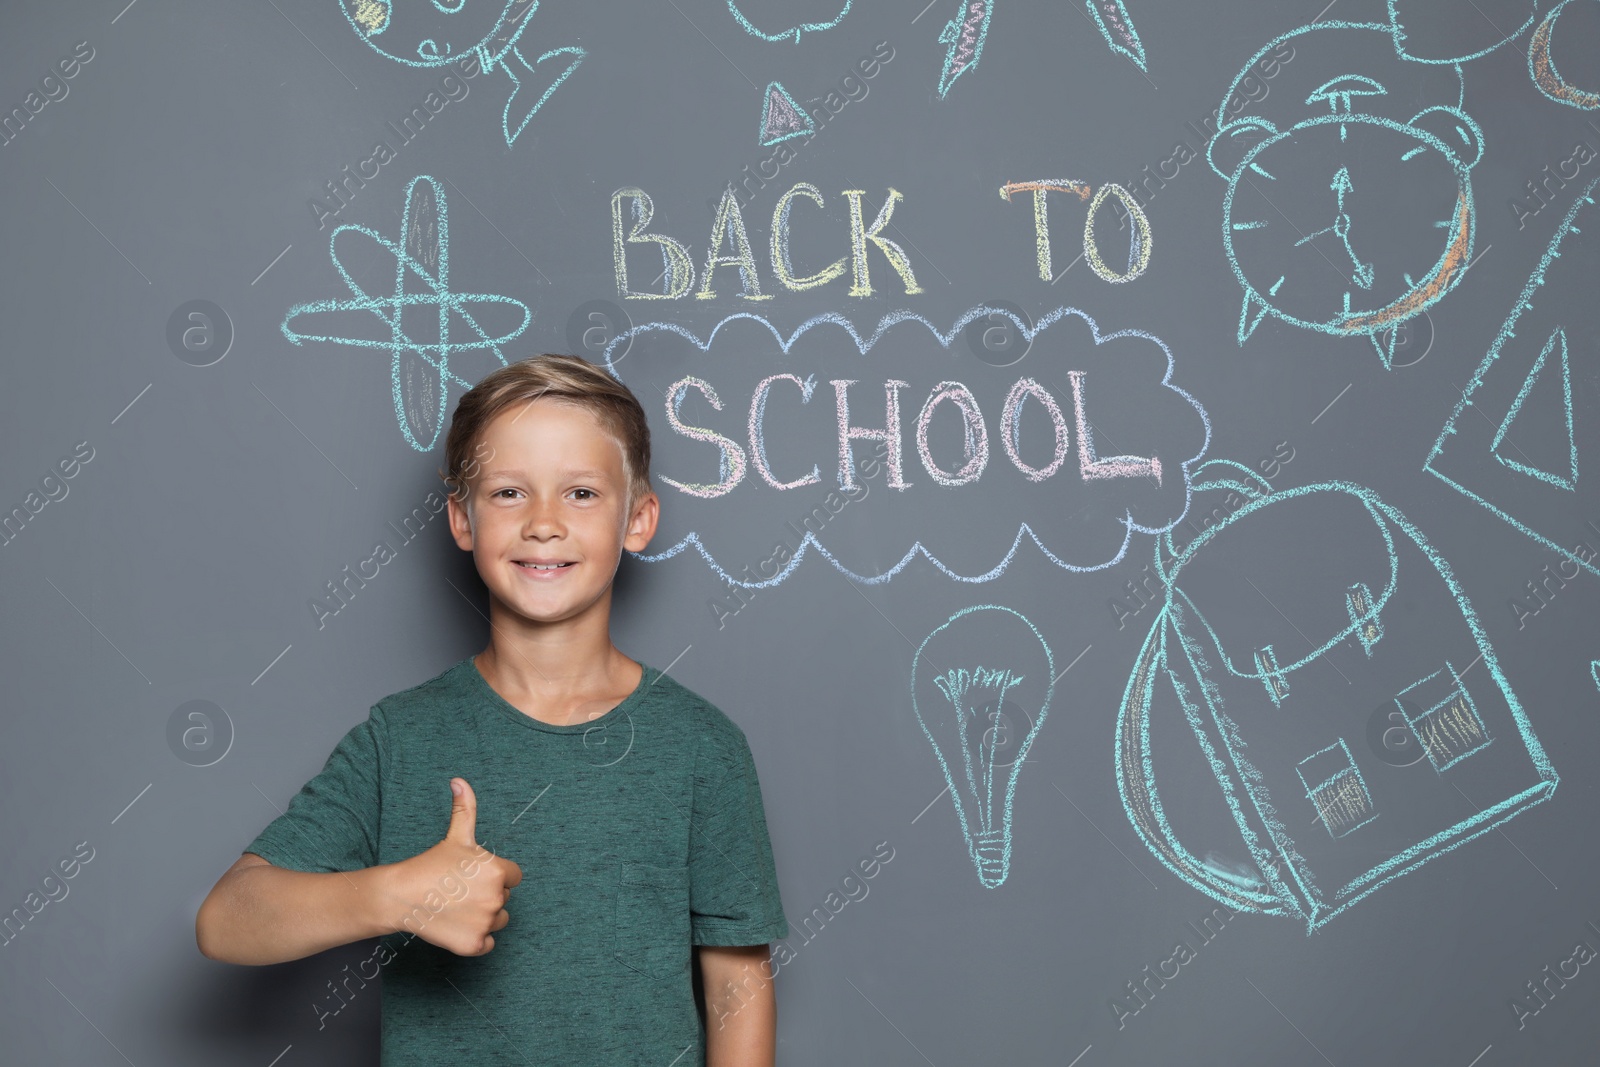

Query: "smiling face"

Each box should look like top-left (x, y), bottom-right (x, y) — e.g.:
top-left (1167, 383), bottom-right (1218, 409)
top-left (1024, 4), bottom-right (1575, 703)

top-left (340, 0), bottom-right (532, 66)
top-left (448, 397), bottom-right (658, 634)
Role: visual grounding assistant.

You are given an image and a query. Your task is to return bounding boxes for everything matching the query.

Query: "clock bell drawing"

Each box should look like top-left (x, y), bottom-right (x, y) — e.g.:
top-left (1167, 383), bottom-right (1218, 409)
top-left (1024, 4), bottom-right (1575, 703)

top-left (1114, 461), bottom-right (1558, 934)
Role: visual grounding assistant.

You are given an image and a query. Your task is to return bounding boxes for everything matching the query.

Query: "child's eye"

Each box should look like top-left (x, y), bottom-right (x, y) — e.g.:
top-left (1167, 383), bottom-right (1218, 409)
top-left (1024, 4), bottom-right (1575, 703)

top-left (571, 488), bottom-right (596, 501)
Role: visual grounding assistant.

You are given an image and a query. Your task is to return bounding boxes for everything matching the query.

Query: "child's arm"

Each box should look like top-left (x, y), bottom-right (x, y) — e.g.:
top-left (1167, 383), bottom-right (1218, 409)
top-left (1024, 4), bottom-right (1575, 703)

top-left (699, 944), bottom-right (777, 1067)
top-left (195, 852), bottom-right (398, 965)
top-left (197, 778), bottom-right (521, 965)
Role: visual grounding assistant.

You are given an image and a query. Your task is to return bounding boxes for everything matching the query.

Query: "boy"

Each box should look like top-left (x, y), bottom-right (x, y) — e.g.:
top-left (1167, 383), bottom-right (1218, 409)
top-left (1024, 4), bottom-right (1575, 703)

top-left (195, 354), bottom-right (789, 1065)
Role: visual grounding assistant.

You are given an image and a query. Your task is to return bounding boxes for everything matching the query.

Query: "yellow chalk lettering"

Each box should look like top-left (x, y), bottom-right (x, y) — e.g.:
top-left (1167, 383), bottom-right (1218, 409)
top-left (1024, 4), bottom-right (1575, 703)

top-left (842, 188), bottom-right (923, 297)
top-left (612, 187), bottom-right (695, 299)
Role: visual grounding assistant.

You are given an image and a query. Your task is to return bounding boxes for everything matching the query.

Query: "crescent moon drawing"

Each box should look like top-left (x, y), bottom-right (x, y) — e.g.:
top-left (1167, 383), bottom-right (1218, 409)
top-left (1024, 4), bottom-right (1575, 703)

top-left (1529, 1), bottom-right (1600, 109)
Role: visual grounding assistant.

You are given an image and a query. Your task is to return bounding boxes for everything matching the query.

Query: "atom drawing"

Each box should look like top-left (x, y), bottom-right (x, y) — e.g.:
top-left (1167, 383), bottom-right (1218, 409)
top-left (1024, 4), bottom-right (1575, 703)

top-left (281, 175), bottom-right (532, 452)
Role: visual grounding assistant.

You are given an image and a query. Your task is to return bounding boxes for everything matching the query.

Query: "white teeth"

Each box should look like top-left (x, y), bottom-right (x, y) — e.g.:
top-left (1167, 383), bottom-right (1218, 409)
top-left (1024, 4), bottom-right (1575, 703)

top-left (519, 562), bottom-right (568, 570)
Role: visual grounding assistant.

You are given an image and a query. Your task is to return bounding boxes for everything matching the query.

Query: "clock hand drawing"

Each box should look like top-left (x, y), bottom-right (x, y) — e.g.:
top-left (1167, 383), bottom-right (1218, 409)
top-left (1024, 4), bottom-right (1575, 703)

top-left (1293, 168), bottom-right (1375, 290)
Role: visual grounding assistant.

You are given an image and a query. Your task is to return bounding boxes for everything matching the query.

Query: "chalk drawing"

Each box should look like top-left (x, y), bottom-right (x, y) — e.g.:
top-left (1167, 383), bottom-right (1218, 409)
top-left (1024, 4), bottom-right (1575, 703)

top-left (1296, 739), bottom-right (1378, 839)
top-left (1082, 183), bottom-right (1152, 283)
top-left (1425, 176), bottom-right (1597, 578)
top-left (1207, 22), bottom-right (1488, 365)
top-left (612, 187), bottom-right (697, 300)
top-left (598, 306), bottom-right (1211, 585)
top-left (1116, 459), bottom-right (1557, 933)
top-left (999, 180), bottom-right (1092, 282)
top-left (912, 605), bottom-right (1054, 887)
top-left (1383, 0), bottom-right (1597, 111)
top-left (700, 187), bottom-right (774, 301)
top-left (281, 175), bottom-right (531, 452)
top-left (936, 0), bottom-right (994, 98)
top-left (842, 189), bottom-right (924, 296)
top-left (1386, 0), bottom-right (1543, 64)
top-left (759, 81), bottom-right (815, 146)
top-left (1395, 662), bottom-right (1492, 772)
top-left (612, 185), bottom-right (924, 299)
top-left (661, 377), bottom-right (748, 497)
top-left (914, 382), bottom-right (990, 487)
top-left (770, 183), bottom-right (848, 291)
top-left (1070, 370), bottom-right (1161, 484)
top-left (1210, 21), bottom-right (1469, 147)
top-left (1221, 109), bottom-right (1481, 367)
top-left (1209, 25), bottom-right (1484, 366)
top-left (337, 0), bottom-right (584, 146)
top-left (1529, 0), bottom-right (1600, 109)
top-left (937, 0), bottom-right (1151, 98)
top-left (999, 178), bottom-right (1154, 283)
top-left (727, 0), bottom-right (852, 43)
top-left (1086, 0), bottom-right (1146, 71)
top-left (1491, 328), bottom-right (1576, 490)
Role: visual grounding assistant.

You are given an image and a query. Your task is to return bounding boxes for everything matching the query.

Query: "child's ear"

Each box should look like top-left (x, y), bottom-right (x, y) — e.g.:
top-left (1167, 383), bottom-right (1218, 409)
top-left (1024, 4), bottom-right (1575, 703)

top-left (623, 491), bottom-right (659, 550)
top-left (1207, 117), bottom-right (1278, 181)
top-left (1407, 105), bottom-right (1484, 170)
top-left (447, 491), bottom-right (476, 549)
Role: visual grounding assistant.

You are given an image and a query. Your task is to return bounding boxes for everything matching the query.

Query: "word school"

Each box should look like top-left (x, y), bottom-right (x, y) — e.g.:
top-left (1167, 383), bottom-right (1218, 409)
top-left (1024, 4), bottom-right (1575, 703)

top-left (657, 371), bottom-right (1162, 499)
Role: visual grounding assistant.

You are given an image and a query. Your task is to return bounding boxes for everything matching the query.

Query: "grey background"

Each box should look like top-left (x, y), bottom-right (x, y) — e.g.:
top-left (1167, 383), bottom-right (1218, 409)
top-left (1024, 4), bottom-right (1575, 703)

top-left (1, 0), bottom-right (1597, 1064)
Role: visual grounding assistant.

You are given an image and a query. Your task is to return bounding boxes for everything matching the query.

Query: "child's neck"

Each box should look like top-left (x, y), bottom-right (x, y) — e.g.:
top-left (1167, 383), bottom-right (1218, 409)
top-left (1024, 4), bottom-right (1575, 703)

top-left (473, 644), bottom-right (642, 727)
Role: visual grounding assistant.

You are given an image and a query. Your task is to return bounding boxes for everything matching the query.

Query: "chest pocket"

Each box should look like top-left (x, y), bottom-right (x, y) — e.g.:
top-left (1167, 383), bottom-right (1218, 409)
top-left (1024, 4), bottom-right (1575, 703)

top-left (614, 861), bottom-right (691, 981)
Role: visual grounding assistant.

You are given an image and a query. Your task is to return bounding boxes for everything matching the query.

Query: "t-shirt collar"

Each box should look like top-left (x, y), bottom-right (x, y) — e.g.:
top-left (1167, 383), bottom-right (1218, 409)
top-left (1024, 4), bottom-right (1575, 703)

top-left (459, 655), bottom-right (658, 735)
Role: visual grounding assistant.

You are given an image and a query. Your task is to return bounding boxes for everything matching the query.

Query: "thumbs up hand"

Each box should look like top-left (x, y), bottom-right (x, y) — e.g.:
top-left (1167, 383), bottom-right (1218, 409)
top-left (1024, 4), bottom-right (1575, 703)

top-left (378, 778), bottom-right (524, 956)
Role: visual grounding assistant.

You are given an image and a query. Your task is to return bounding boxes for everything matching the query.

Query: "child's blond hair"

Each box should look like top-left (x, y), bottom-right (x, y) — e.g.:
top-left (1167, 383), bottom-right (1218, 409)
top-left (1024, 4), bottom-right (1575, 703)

top-left (439, 354), bottom-right (653, 511)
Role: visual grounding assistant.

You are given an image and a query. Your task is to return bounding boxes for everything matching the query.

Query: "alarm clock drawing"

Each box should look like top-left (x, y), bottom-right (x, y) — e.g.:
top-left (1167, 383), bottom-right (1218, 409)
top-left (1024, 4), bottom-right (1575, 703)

top-left (1215, 89), bottom-right (1483, 368)
top-left (337, 0), bottom-right (584, 146)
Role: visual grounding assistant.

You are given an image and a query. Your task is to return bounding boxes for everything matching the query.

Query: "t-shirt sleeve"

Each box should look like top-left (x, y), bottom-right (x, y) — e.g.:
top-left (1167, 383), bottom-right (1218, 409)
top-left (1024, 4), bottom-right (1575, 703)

top-left (687, 728), bottom-right (789, 946)
top-left (243, 705), bottom-right (386, 874)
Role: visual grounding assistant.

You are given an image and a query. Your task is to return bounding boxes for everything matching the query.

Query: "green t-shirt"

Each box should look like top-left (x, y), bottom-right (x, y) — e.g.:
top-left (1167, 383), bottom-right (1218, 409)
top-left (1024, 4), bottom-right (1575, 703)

top-left (244, 656), bottom-right (788, 1065)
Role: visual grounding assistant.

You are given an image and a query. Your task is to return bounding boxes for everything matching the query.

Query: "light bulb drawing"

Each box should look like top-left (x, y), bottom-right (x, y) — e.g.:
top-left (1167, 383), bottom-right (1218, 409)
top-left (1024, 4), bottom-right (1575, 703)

top-left (911, 605), bottom-right (1055, 888)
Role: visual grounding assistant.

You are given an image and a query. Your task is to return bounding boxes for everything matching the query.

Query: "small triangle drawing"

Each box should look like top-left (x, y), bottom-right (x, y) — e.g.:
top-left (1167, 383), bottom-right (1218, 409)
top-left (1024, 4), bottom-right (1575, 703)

top-left (759, 82), bottom-right (814, 146)
top-left (1491, 326), bottom-right (1578, 490)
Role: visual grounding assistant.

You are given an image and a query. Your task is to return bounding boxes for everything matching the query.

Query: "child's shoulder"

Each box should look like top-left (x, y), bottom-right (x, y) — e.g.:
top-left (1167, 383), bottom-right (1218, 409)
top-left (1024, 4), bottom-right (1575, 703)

top-left (372, 656), bottom-right (472, 709)
top-left (639, 666), bottom-right (744, 737)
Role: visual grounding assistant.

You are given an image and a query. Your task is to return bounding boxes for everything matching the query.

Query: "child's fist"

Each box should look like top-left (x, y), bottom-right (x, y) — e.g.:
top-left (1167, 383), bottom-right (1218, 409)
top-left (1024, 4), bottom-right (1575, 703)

top-left (379, 777), bottom-right (523, 956)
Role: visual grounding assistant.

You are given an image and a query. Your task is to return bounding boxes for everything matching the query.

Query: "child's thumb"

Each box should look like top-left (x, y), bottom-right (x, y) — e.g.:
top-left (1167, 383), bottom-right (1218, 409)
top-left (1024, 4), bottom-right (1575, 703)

top-left (446, 778), bottom-right (477, 845)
